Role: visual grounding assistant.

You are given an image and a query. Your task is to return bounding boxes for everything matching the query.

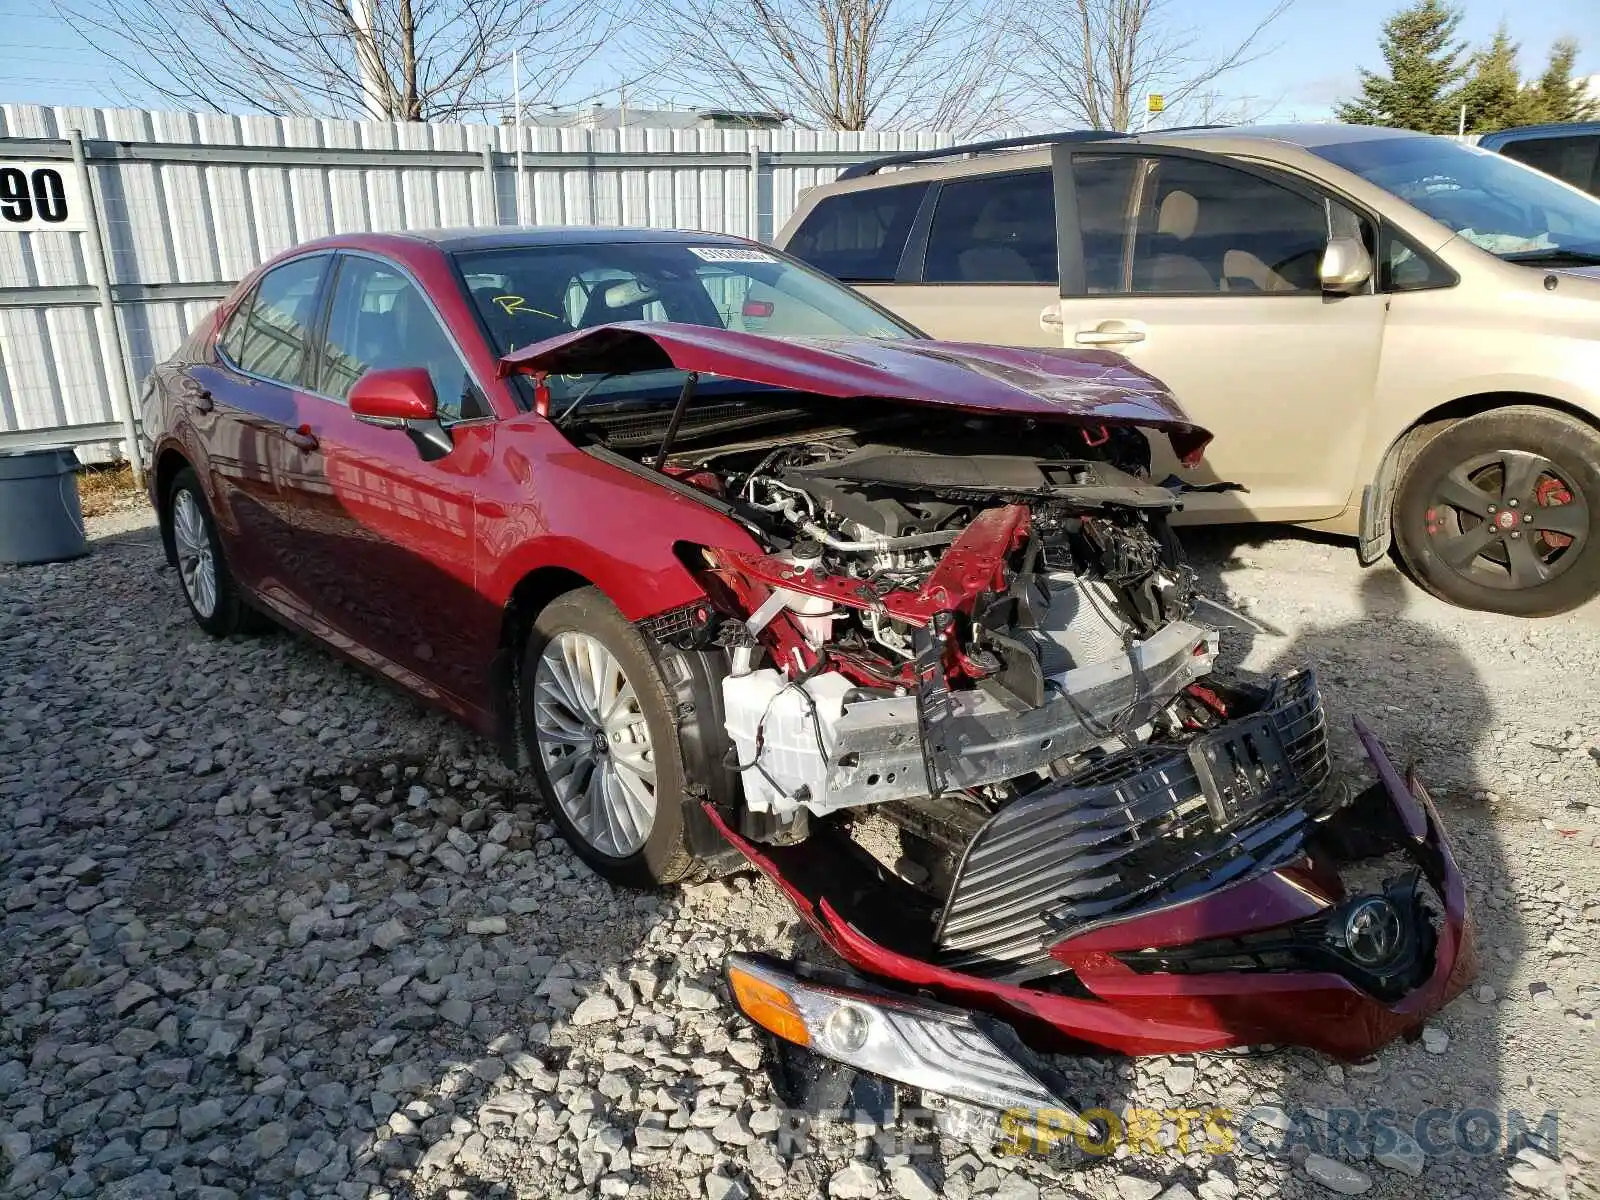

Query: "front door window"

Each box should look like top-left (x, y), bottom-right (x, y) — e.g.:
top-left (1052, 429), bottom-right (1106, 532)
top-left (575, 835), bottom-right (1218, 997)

top-left (316, 257), bottom-right (488, 422)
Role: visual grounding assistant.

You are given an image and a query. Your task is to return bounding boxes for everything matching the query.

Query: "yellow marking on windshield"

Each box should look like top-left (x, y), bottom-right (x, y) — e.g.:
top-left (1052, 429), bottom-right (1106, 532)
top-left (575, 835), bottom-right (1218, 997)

top-left (492, 294), bottom-right (560, 320)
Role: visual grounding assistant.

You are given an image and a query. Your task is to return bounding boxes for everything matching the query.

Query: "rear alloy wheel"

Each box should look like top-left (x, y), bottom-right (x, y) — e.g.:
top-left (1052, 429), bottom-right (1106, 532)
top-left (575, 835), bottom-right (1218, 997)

top-left (166, 467), bottom-right (268, 637)
top-left (1394, 407), bottom-right (1600, 616)
top-left (520, 588), bottom-right (696, 887)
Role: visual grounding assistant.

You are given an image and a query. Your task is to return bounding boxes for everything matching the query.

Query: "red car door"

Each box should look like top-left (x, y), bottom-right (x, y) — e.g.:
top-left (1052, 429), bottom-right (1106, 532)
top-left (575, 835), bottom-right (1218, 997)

top-left (198, 254), bottom-right (331, 600)
top-left (269, 251), bottom-right (500, 725)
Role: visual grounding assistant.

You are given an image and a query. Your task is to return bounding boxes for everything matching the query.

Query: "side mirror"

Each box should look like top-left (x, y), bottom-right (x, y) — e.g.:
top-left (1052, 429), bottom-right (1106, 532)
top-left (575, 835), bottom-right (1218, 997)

top-left (348, 367), bottom-right (453, 461)
top-left (349, 367), bottom-right (439, 426)
top-left (1320, 236), bottom-right (1374, 293)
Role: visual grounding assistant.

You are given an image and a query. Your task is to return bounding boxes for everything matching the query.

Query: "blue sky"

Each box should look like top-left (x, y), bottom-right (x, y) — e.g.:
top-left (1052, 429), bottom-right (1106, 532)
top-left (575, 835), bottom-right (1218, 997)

top-left (0, 0), bottom-right (1595, 122)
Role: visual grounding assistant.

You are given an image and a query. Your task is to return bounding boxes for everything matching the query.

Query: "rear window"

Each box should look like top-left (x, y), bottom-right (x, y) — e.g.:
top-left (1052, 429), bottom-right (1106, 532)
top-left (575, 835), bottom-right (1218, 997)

top-left (785, 183), bottom-right (928, 282)
top-left (923, 170), bottom-right (1058, 284)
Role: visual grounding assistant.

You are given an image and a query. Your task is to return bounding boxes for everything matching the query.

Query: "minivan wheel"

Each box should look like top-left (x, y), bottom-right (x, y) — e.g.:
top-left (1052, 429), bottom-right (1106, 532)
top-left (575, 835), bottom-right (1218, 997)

top-left (166, 467), bottom-right (267, 636)
top-left (1393, 406), bottom-right (1600, 616)
top-left (520, 587), bottom-right (697, 887)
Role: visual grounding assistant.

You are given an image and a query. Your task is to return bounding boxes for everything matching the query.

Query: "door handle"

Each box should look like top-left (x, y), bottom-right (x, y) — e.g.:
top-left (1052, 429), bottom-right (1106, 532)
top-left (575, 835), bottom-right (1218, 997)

top-left (192, 388), bottom-right (214, 414)
top-left (284, 424), bottom-right (319, 452)
top-left (1039, 305), bottom-right (1063, 331)
top-left (1075, 326), bottom-right (1146, 347)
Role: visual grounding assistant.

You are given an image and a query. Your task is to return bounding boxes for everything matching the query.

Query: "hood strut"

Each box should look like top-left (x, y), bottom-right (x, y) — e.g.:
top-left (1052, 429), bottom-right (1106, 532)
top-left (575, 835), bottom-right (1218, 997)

top-left (654, 371), bottom-right (698, 470)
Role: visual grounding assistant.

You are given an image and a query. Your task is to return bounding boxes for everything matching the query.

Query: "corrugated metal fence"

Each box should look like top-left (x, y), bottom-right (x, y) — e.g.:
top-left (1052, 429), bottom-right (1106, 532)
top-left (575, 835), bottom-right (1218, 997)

top-left (0, 104), bottom-right (951, 471)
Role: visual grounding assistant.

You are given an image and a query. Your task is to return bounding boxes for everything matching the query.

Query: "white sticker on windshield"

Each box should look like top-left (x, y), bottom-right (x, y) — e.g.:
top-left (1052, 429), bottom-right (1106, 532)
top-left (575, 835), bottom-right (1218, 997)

top-left (688, 246), bottom-right (778, 263)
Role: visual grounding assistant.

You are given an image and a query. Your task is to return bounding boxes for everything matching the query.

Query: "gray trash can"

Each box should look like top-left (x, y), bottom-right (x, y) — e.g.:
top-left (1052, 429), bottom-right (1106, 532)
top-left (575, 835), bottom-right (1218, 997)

top-left (0, 447), bottom-right (89, 566)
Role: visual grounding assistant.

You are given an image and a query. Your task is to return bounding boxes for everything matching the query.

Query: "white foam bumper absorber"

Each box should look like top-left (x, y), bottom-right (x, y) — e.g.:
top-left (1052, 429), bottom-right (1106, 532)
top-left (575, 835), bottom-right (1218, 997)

top-left (721, 669), bottom-right (853, 816)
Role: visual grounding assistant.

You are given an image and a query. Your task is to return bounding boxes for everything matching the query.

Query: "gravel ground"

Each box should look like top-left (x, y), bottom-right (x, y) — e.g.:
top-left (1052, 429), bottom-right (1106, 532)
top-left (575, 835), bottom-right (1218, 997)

top-left (2, 500), bottom-right (1598, 1200)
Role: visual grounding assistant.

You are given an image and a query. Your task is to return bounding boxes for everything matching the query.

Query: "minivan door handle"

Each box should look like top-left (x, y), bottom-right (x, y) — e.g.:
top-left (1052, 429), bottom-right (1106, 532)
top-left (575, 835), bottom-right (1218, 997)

top-left (1074, 320), bottom-right (1146, 347)
top-left (1039, 304), bottom-right (1063, 331)
top-left (284, 424), bottom-right (319, 452)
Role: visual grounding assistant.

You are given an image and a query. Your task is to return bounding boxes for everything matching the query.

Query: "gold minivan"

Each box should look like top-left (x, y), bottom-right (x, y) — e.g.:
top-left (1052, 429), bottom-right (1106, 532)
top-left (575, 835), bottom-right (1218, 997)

top-left (776, 125), bottom-right (1600, 616)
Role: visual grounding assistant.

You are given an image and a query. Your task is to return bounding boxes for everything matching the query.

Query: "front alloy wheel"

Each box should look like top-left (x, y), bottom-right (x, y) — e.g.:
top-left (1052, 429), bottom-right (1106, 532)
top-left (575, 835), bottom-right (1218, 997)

top-left (1394, 406), bottom-right (1600, 616)
top-left (520, 587), bottom-right (696, 886)
top-left (532, 630), bottom-right (658, 858)
top-left (1424, 450), bottom-right (1587, 592)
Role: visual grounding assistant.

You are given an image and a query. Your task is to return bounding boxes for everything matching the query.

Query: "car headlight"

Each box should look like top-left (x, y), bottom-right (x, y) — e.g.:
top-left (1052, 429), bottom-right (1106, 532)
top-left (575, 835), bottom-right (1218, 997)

top-left (724, 952), bottom-right (1073, 1118)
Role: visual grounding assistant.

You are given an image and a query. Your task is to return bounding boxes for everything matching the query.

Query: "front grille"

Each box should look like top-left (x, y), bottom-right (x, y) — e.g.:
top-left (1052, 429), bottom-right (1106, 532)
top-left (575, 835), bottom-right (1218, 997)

top-left (934, 671), bottom-right (1329, 981)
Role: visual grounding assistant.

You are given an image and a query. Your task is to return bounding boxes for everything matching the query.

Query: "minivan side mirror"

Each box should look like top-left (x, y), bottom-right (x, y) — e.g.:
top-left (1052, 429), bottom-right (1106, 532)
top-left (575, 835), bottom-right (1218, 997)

top-left (1320, 236), bottom-right (1374, 293)
top-left (348, 368), bottom-right (453, 460)
top-left (349, 368), bottom-right (439, 426)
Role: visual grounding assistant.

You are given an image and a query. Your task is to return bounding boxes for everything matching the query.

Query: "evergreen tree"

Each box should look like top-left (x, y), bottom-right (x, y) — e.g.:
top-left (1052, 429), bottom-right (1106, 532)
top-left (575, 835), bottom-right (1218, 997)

top-left (1460, 26), bottom-right (1538, 132)
top-left (1528, 38), bottom-right (1598, 123)
top-left (1337, 0), bottom-right (1469, 132)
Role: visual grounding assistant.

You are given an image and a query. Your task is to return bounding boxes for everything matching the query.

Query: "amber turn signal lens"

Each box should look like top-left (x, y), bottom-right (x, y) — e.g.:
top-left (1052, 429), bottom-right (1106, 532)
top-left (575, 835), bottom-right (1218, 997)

top-left (727, 965), bottom-right (810, 1047)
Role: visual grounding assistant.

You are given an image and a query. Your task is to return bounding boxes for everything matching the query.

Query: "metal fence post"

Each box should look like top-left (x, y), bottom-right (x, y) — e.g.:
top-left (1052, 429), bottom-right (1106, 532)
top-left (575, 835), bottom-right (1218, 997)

top-left (68, 128), bottom-right (144, 484)
top-left (747, 141), bottom-right (761, 243)
top-left (480, 142), bottom-right (497, 224)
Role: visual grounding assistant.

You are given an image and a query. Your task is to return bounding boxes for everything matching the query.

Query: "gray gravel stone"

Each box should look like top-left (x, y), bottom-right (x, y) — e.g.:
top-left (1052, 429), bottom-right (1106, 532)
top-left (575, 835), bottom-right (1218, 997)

top-left (829, 1161), bottom-right (880, 1199)
top-left (570, 993), bottom-right (622, 1026)
top-left (1303, 1154), bottom-right (1373, 1195)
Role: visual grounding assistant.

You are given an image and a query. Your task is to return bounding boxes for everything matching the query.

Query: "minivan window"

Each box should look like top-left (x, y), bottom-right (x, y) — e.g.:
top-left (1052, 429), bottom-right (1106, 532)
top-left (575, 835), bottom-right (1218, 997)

top-left (924, 171), bottom-right (1057, 284)
top-left (1498, 134), bottom-right (1600, 196)
top-left (1312, 135), bottom-right (1600, 263)
top-left (785, 183), bottom-right (928, 282)
top-left (1127, 156), bottom-right (1327, 294)
top-left (1073, 155), bottom-right (1140, 292)
top-left (221, 256), bottom-right (325, 386)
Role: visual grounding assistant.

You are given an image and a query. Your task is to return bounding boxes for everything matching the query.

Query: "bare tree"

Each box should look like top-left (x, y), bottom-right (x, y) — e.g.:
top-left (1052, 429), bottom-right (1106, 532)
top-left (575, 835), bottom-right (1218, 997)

top-left (629, 0), bottom-right (1014, 133)
top-left (56, 0), bottom-right (627, 121)
top-left (1008, 0), bottom-right (1293, 132)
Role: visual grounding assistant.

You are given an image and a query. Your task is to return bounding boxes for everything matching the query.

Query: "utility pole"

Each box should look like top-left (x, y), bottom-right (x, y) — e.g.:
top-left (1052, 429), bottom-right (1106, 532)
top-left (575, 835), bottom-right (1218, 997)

top-left (513, 49), bottom-right (527, 225)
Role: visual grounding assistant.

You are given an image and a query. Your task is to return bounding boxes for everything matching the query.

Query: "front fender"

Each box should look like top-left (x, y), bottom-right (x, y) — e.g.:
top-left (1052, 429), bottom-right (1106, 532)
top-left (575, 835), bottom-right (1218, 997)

top-left (480, 426), bottom-right (767, 621)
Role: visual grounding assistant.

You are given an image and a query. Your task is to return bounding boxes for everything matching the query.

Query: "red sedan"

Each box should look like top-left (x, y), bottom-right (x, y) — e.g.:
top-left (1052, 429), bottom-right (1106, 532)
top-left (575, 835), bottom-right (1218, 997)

top-left (143, 229), bottom-right (1472, 1129)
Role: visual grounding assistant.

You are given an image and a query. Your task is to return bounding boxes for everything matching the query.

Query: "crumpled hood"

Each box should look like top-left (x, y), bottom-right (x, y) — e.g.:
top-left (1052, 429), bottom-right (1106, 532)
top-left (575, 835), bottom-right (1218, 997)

top-left (498, 322), bottom-right (1212, 463)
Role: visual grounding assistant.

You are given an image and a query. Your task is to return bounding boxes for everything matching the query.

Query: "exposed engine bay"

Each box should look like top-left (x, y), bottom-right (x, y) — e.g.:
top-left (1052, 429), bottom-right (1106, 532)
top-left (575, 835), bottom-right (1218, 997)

top-left (682, 427), bottom-right (1221, 827)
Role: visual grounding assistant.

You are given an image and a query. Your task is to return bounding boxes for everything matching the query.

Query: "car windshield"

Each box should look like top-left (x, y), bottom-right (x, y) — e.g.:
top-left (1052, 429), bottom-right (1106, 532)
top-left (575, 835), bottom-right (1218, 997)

top-left (1311, 135), bottom-right (1600, 262)
top-left (453, 241), bottom-right (915, 411)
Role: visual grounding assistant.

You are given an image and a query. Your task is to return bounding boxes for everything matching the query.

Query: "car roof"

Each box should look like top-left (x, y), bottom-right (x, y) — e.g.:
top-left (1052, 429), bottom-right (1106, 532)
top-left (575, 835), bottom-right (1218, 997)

top-left (1148, 123), bottom-right (1429, 149)
top-left (295, 227), bottom-right (757, 256)
top-left (821, 123), bottom-right (1439, 191)
top-left (392, 227), bottom-right (752, 252)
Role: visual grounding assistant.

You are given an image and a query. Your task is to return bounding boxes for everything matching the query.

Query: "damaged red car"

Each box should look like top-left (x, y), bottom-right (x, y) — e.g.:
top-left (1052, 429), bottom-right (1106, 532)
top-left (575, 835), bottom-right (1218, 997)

top-left (143, 229), bottom-right (1475, 1134)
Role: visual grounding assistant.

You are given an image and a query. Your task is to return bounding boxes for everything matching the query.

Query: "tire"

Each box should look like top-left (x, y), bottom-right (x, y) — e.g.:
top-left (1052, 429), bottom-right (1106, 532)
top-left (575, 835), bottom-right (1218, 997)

top-left (519, 587), bottom-right (697, 887)
top-left (1393, 406), bottom-right (1600, 616)
top-left (166, 467), bottom-right (267, 637)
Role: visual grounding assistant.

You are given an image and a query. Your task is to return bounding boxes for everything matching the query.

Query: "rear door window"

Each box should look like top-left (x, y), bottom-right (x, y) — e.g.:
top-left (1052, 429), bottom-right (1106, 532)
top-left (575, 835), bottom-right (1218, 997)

top-left (923, 171), bottom-right (1058, 283)
top-left (785, 183), bottom-right (928, 282)
top-left (220, 256), bottom-right (327, 386)
top-left (1498, 134), bottom-right (1600, 195)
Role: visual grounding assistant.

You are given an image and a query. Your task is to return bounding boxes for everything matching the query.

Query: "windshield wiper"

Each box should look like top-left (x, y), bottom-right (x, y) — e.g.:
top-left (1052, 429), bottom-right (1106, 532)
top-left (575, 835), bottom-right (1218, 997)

top-left (1501, 248), bottom-right (1600, 266)
top-left (552, 372), bottom-right (625, 423)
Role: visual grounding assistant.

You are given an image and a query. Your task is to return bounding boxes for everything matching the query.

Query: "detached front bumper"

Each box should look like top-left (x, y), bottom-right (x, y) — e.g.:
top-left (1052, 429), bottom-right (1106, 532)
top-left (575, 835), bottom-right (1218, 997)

top-left (713, 677), bottom-right (1477, 1099)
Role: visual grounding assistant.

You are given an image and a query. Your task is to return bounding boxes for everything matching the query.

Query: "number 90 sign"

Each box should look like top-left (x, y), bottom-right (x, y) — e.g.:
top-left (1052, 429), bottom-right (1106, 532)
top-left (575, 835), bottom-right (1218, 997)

top-left (0, 162), bottom-right (88, 232)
